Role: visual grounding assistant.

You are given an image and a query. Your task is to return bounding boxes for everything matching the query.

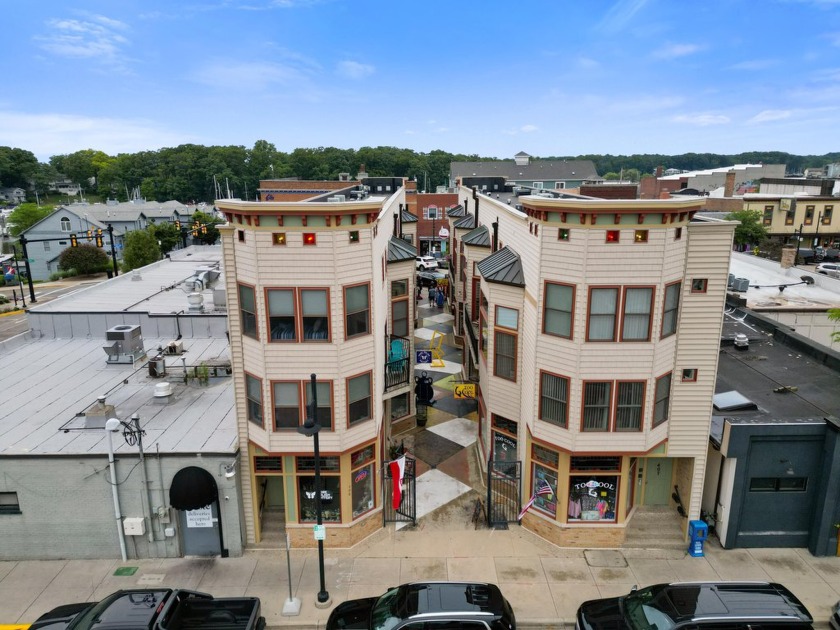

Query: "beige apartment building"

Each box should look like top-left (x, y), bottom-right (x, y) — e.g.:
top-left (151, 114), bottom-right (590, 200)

top-left (217, 180), bottom-right (416, 547)
top-left (449, 187), bottom-right (736, 546)
top-left (216, 172), bottom-right (736, 549)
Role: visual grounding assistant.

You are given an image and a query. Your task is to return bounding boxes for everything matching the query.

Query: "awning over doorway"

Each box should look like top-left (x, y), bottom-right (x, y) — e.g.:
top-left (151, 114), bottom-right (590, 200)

top-left (169, 466), bottom-right (218, 510)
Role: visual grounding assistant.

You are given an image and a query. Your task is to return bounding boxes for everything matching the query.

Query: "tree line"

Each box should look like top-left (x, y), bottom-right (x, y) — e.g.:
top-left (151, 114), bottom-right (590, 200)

top-left (1, 143), bottom-right (838, 205)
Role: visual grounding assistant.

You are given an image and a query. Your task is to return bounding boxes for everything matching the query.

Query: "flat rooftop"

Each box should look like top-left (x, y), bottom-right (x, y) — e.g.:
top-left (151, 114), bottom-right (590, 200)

top-left (31, 246), bottom-right (226, 315)
top-left (0, 336), bottom-right (234, 456)
top-left (729, 252), bottom-right (840, 310)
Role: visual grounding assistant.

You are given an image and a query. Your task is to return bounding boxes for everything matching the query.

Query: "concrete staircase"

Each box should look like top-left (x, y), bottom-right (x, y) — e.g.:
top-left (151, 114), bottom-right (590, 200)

top-left (253, 506), bottom-right (286, 549)
top-left (622, 505), bottom-right (687, 550)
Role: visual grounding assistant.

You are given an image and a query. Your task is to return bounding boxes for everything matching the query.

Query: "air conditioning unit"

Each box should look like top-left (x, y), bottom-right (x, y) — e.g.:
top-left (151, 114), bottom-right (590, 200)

top-left (103, 324), bottom-right (146, 364)
top-left (732, 278), bottom-right (750, 292)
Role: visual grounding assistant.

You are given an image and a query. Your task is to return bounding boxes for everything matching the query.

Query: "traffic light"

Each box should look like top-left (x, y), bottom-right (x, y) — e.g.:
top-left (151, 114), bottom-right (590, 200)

top-left (70, 234), bottom-right (78, 247)
top-left (201, 225), bottom-right (207, 234)
top-left (95, 228), bottom-right (104, 247)
top-left (86, 229), bottom-right (93, 241)
top-left (175, 220), bottom-right (181, 230)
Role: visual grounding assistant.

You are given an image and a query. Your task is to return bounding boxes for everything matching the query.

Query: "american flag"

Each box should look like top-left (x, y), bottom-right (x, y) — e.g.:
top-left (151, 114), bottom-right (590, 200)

top-left (518, 478), bottom-right (553, 520)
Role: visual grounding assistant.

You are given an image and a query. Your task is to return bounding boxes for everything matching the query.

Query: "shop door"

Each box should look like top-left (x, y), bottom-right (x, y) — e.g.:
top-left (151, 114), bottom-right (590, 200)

top-left (179, 503), bottom-right (222, 556)
top-left (643, 458), bottom-right (672, 505)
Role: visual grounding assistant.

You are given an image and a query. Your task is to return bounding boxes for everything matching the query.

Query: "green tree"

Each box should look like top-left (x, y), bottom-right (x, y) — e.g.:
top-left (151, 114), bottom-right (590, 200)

top-left (0, 146), bottom-right (40, 189)
top-left (58, 243), bottom-right (109, 275)
top-left (829, 308), bottom-right (840, 345)
top-left (122, 228), bottom-right (161, 271)
top-left (50, 149), bottom-right (113, 193)
top-left (191, 210), bottom-right (223, 245)
top-left (8, 203), bottom-right (54, 236)
top-left (725, 210), bottom-right (768, 249)
top-left (153, 221), bottom-right (181, 254)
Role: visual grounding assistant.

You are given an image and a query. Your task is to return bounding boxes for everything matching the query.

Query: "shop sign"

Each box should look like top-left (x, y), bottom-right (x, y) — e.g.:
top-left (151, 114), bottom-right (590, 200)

top-left (304, 489), bottom-right (334, 501)
top-left (185, 506), bottom-right (213, 528)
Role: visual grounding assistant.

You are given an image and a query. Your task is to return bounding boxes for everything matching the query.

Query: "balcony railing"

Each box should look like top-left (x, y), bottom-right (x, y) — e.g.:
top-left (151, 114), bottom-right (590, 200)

top-left (464, 318), bottom-right (479, 358)
top-left (385, 334), bottom-right (411, 391)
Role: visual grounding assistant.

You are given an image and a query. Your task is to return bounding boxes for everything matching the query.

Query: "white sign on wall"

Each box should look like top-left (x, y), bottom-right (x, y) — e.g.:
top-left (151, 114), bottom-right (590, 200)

top-left (185, 506), bottom-right (214, 528)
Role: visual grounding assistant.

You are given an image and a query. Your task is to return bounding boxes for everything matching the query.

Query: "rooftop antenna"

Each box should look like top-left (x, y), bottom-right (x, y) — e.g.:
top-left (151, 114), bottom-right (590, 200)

top-left (213, 175), bottom-right (220, 200)
top-left (124, 183), bottom-right (130, 201)
top-left (226, 178), bottom-right (232, 199)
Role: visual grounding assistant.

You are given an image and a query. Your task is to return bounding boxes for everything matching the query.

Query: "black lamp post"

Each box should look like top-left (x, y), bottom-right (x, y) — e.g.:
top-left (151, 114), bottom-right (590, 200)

top-left (297, 373), bottom-right (330, 606)
top-left (794, 223), bottom-right (803, 265)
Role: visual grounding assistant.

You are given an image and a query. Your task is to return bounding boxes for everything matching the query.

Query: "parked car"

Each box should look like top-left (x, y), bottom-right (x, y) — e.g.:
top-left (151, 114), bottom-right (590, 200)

top-left (576, 581), bottom-right (812, 630)
top-left (28, 589), bottom-right (265, 630)
top-left (326, 581), bottom-right (516, 630)
top-left (816, 262), bottom-right (840, 275)
top-left (416, 256), bottom-right (438, 271)
top-left (830, 599), bottom-right (840, 630)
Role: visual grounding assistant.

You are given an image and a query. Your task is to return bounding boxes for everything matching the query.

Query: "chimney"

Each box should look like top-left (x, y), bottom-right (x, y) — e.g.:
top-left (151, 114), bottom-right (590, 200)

top-left (655, 166), bottom-right (663, 177)
top-left (724, 170), bottom-right (736, 197)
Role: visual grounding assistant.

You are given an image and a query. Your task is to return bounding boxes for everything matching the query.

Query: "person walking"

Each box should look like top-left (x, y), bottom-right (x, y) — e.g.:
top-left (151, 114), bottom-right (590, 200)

top-left (428, 284), bottom-right (437, 306)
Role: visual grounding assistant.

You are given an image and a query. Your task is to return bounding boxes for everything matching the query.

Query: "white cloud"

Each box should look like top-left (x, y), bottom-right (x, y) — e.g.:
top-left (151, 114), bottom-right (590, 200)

top-left (36, 14), bottom-right (130, 65)
top-left (0, 110), bottom-right (196, 161)
top-left (191, 60), bottom-right (312, 89)
top-left (520, 125), bottom-right (538, 132)
top-left (729, 59), bottom-right (777, 70)
top-left (672, 113), bottom-right (730, 126)
top-left (747, 109), bottom-right (793, 124)
top-left (598, 0), bottom-right (650, 34)
top-left (577, 56), bottom-right (600, 69)
top-left (336, 60), bottom-right (374, 79)
top-left (652, 43), bottom-right (703, 59)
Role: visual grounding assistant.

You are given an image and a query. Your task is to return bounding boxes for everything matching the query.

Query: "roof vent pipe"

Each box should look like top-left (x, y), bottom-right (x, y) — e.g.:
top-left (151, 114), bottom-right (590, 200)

top-left (492, 220), bottom-right (499, 253)
top-left (472, 186), bottom-right (479, 227)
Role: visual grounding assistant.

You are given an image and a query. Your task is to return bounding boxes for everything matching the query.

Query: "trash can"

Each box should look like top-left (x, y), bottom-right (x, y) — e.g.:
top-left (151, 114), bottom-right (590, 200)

top-left (688, 519), bottom-right (708, 557)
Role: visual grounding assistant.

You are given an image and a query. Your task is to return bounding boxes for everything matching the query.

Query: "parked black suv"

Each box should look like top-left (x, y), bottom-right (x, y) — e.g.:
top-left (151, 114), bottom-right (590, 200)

top-left (576, 581), bottom-right (812, 629)
top-left (327, 581), bottom-right (516, 629)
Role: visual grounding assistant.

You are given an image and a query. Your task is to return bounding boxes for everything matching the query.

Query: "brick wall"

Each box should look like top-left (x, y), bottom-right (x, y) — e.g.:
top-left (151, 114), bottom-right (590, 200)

top-left (286, 509), bottom-right (381, 548)
top-left (522, 513), bottom-right (624, 548)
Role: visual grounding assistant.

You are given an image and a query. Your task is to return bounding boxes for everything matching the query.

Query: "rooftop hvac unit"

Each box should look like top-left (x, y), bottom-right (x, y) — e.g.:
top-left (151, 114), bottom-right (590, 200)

top-left (166, 339), bottom-right (184, 355)
top-left (326, 194), bottom-right (346, 202)
top-left (732, 277), bottom-right (750, 292)
top-left (728, 274), bottom-right (735, 288)
top-left (103, 325), bottom-right (146, 364)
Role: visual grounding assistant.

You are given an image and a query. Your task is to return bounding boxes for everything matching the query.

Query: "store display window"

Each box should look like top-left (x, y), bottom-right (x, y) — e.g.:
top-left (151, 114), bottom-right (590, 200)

top-left (351, 445), bottom-right (376, 519)
top-left (568, 475), bottom-right (618, 522)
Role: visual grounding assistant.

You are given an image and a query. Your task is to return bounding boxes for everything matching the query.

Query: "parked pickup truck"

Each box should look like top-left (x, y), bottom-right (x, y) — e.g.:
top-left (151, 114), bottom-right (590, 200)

top-left (28, 589), bottom-right (265, 630)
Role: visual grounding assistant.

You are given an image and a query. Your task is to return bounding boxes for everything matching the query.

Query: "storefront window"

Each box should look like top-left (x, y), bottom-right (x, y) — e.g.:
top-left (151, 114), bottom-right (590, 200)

top-left (390, 393), bottom-right (409, 420)
top-left (532, 465), bottom-right (558, 517)
top-left (352, 464), bottom-right (375, 518)
top-left (492, 415), bottom-right (518, 477)
top-left (568, 475), bottom-right (618, 522)
top-left (298, 475), bottom-right (341, 522)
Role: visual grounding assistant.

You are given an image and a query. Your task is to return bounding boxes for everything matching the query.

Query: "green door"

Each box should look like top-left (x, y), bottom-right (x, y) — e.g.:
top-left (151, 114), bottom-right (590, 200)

top-left (643, 458), bottom-right (673, 505)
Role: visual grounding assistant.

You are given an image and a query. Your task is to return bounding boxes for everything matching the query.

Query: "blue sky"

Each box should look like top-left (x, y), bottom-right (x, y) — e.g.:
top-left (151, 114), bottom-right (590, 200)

top-left (2, 0), bottom-right (839, 162)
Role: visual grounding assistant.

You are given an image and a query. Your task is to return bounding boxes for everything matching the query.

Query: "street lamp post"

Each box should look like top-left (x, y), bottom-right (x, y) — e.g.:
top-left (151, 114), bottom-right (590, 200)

top-left (431, 209), bottom-right (436, 257)
top-left (297, 374), bottom-right (331, 608)
top-left (814, 211), bottom-right (824, 249)
top-left (794, 223), bottom-right (804, 265)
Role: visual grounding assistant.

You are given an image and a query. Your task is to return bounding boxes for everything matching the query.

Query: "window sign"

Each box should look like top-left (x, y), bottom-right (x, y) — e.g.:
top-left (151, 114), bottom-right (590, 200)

top-left (185, 506), bottom-right (214, 528)
top-left (532, 465), bottom-right (557, 517)
top-left (492, 432), bottom-right (517, 477)
top-left (352, 463), bottom-right (375, 518)
top-left (568, 475), bottom-right (618, 521)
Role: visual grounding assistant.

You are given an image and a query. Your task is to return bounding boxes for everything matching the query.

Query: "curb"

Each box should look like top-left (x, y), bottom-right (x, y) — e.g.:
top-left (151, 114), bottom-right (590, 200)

top-left (0, 309), bottom-right (24, 317)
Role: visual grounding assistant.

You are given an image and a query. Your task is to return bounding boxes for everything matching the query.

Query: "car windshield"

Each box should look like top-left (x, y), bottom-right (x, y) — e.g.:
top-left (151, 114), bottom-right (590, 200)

top-left (371, 587), bottom-right (406, 630)
top-left (68, 591), bottom-right (168, 630)
top-left (623, 586), bottom-right (677, 630)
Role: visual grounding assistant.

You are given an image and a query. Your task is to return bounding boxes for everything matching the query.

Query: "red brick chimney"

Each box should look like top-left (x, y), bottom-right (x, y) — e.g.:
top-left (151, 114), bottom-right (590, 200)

top-left (655, 165), bottom-right (663, 177)
top-left (724, 170), bottom-right (736, 197)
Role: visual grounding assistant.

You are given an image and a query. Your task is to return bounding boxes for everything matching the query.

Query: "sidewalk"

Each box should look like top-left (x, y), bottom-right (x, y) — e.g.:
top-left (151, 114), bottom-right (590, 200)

top-left (3, 530), bottom-right (840, 628)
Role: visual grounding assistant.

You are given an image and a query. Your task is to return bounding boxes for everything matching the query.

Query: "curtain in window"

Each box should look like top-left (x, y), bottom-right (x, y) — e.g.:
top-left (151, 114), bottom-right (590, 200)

top-left (615, 382), bottom-right (644, 430)
top-left (589, 289), bottom-right (617, 340)
top-left (348, 374), bottom-right (371, 425)
top-left (540, 373), bottom-right (568, 426)
top-left (273, 382), bottom-right (299, 429)
top-left (622, 288), bottom-right (652, 340)
top-left (494, 331), bottom-right (516, 379)
top-left (246, 375), bottom-right (262, 424)
top-left (268, 289), bottom-right (295, 340)
top-left (583, 382), bottom-right (610, 430)
top-left (545, 284), bottom-right (573, 337)
top-left (302, 289), bottom-right (328, 340)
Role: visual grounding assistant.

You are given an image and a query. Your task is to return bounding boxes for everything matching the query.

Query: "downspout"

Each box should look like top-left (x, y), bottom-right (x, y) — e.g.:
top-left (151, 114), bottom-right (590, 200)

top-left (492, 220), bottom-right (499, 253)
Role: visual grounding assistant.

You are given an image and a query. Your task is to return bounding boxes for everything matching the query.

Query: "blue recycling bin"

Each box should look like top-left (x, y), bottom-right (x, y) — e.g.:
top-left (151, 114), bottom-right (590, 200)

top-left (688, 519), bottom-right (708, 557)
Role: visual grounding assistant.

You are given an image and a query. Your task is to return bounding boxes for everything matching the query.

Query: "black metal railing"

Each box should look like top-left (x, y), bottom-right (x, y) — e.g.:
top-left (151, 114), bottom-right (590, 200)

top-left (464, 319), bottom-right (479, 358)
top-left (385, 335), bottom-right (411, 391)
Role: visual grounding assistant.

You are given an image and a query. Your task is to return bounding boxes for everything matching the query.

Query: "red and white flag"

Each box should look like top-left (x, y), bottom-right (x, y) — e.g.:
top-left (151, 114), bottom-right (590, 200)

top-left (389, 455), bottom-right (406, 509)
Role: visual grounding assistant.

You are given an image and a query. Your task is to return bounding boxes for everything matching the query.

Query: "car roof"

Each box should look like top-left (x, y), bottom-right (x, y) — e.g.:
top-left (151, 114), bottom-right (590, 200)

top-left (655, 582), bottom-right (812, 623)
top-left (402, 582), bottom-right (506, 616)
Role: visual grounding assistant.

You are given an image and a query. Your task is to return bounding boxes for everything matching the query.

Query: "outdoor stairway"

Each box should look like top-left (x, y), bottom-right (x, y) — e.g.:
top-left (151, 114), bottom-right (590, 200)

top-left (254, 506), bottom-right (286, 548)
top-left (622, 505), bottom-right (687, 550)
